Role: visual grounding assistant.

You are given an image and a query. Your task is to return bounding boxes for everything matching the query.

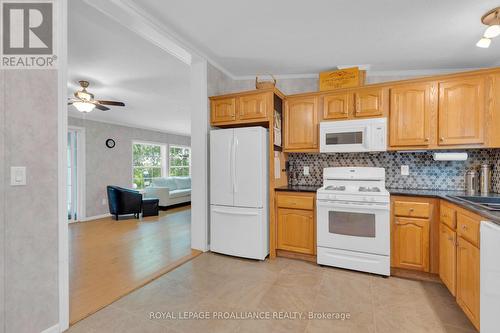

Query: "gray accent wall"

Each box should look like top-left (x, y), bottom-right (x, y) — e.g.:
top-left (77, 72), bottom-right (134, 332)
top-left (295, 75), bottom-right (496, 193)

top-left (0, 68), bottom-right (5, 333)
top-left (68, 117), bottom-right (191, 218)
top-left (1, 70), bottom-right (59, 333)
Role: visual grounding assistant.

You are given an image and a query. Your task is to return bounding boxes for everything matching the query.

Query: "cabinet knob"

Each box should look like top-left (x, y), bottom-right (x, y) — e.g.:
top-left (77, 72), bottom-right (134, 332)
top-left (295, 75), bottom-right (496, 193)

top-left (462, 225), bottom-right (468, 230)
top-left (425, 138), bottom-right (429, 142)
top-left (440, 137), bottom-right (444, 142)
top-left (409, 208), bottom-right (414, 212)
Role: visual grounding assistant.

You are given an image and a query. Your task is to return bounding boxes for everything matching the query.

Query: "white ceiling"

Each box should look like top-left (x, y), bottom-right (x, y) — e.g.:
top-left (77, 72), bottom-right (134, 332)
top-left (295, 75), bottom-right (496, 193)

top-left (135, 0), bottom-right (500, 76)
top-left (68, 0), bottom-right (191, 135)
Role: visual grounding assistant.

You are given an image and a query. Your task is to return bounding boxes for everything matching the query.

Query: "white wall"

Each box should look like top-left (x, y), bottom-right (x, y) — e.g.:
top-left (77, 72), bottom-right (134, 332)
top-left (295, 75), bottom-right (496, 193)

top-left (0, 67), bottom-right (5, 333)
top-left (1, 70), bottom-right (59, 333)
top-left (68, 117), bottom-right (191, 218)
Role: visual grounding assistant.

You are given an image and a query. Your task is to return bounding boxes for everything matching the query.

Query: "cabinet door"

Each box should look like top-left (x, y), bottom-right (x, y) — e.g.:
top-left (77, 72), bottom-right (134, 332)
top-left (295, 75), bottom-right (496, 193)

top-left (322, 92), bottom-right (353, 120)
top-left (354, 87), bottom-right (387, 117)
top-left (439, 223), bottom-right (456, 296)
top-left (238, 93), bottom-right (269, 121)
top-left (393, 217), bottom-right (430, 271)
top-left (211, 98), bottom-right (236, 124)
top-left (438, 76), bottom-right (485, 145)
top-left (390, 82), bottom-right (436, 147)
top-left (277, 208), bottom-right (315, 254)
top-left (456, 237), bottom-right (480, 330)
top-left (284, 96), bottom-right (318, 151)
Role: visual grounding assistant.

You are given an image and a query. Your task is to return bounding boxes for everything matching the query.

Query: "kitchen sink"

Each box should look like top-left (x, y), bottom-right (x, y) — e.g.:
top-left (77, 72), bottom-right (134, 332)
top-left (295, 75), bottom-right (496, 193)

top-left (449, 195), bottom-right (500, 211)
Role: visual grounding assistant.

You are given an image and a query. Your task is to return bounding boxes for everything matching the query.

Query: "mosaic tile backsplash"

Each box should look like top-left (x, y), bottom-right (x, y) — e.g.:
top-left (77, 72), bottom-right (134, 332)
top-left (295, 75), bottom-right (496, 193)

top-left (288, 149), bottom-right (500, 192)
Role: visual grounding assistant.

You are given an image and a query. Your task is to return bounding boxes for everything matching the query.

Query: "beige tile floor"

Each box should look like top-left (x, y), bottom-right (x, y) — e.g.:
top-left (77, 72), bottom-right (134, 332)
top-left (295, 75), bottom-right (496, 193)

top-left (68, 253), bottom-right (478, 333)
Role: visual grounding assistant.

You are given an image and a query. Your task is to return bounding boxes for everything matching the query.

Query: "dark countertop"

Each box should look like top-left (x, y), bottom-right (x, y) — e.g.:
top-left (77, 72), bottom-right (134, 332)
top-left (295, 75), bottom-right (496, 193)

top-left (388, 188), bottom-right (500, 224)
top-left (275, 185), bottom-right (320, 192)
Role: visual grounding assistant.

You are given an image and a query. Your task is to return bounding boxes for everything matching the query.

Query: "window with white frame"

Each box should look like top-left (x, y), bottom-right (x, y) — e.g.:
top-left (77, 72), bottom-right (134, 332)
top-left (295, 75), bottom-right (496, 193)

top-left (169, 145), bottom-right (191, 176)
top-left (132, 141), bottom-right (167, 189)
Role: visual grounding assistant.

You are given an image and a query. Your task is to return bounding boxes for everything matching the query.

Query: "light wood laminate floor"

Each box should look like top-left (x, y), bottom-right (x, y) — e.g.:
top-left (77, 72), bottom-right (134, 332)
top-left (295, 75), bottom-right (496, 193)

top-left (69, 206), bottom-right (198, 325)
top-left (69, 252), bottom-right (477, 333)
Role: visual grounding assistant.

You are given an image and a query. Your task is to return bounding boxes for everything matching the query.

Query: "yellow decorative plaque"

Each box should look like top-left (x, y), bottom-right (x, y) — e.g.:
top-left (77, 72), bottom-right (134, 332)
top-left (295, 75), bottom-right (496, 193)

top-left (319, 67), bottom-right (365, 91)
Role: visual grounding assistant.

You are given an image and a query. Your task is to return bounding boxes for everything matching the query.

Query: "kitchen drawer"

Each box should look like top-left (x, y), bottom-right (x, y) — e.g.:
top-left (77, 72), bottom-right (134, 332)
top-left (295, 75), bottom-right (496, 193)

top-left (394, 201), bottom-right (430, 218)
top-left (440, 203), bottom-right (457, 229)
top-left (457, 212), bottom-right (480, 247)
top-left (277, 194), bottom-right (314, 210)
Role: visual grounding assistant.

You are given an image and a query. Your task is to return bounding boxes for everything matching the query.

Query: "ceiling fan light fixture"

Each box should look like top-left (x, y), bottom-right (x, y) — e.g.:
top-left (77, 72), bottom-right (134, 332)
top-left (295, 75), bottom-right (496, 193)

top-left (73, 101), bottom-right (96, 113)
top-left (484, 24), bottom-right (500, 39)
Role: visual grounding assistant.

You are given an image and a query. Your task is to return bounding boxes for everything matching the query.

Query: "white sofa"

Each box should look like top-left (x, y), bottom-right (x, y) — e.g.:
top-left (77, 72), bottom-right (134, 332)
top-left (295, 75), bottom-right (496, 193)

top-left (143, 176), bottom-right (191, 208)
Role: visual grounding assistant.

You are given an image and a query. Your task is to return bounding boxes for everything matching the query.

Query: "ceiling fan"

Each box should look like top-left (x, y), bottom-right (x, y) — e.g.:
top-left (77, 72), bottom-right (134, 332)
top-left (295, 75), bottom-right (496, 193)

top-left (68, 80), bottom-right (125, 113)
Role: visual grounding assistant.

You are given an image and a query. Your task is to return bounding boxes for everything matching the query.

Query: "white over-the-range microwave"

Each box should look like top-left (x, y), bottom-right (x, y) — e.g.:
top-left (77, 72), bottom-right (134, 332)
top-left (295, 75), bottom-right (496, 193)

top-left (319, 118), bottom-right (387, 153)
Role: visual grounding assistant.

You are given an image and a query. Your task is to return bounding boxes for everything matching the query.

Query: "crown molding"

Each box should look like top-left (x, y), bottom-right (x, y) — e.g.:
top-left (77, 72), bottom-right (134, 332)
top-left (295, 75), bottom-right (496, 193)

top-left (81, 1), bottom-right (486, 83)
top-left (68, 114), bottom-right (191, 137)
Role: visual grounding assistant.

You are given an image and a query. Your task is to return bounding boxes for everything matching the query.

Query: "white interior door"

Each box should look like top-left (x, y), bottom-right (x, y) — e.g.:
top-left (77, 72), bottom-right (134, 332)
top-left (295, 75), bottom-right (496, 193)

top-left (210, 128), bottom-right (234, 206)
top-left (234, 127), bottom-right (266, 208)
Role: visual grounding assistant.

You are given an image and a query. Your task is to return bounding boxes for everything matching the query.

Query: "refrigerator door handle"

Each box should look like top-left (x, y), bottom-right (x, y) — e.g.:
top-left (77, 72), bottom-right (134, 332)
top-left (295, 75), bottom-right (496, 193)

top-left (212, 208), bottom-right (259, 216)
top-left (229, 134), bottom-right (234, 194)
top-left (233, 137), bottom-right (238, 193)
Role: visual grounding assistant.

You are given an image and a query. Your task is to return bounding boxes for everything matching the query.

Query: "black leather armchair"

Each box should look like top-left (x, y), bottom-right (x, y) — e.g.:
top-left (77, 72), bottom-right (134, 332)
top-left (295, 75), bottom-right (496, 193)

top-left (107, 186), bottom-right (142, 220)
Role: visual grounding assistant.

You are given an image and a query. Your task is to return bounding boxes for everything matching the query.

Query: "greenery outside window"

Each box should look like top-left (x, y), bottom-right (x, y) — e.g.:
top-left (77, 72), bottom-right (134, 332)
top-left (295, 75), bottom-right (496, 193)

top-left (169, 145), bottom-right (191, 176)
top-left (132, 142), bottom-right (167, 189)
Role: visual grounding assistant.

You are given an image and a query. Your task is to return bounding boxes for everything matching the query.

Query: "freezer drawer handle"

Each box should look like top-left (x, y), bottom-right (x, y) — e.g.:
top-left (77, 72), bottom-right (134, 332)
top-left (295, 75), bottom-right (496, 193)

top-left (212, 209), bottom-right (259, 216)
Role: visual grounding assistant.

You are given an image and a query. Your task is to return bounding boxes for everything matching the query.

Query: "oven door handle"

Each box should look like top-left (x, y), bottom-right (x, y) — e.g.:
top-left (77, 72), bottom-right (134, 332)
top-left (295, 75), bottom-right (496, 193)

top-left (317, 201), bottom-right (389, 211)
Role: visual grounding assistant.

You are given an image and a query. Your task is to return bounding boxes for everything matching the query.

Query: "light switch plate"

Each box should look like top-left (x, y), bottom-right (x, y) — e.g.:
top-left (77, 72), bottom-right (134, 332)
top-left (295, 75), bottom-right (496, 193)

top-left (401, 165), bottom-right (409, 176)
top-left (303, 166), bottom-right (310, 176)
top-left (10, 166), bottom-right (26, 186)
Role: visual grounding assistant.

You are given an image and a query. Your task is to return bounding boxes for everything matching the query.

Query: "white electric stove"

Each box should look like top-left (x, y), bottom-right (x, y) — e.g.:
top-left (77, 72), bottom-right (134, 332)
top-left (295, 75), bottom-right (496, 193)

top-left (316, 167), bottom-right (390, 276)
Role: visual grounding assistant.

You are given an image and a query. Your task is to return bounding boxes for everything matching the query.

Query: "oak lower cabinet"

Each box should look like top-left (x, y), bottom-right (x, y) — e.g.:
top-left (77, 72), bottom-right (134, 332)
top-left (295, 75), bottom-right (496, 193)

top-left (389, 82), bottom-right (437, 148)
top-left (391, 196), bottom-right (435, 273)
top-left (284, 96), bottom-right (319, 152)
top-left (438, 201), bottom-right (480, 331)
top-left (439, 223), bottom-right (457, 296)
top-left (276, 192), bottom-right (316, 255)
top-left (393, 217), bottom-right (430, 271)
top-left (438, 76), bottom-right (485, 146)
top-left (457, 236), bottom-right (480, 331)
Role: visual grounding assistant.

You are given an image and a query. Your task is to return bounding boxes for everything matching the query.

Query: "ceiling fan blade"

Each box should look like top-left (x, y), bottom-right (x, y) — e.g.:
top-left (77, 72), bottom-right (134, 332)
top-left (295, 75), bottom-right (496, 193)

top-left (97, 100), bottom-right (125, 107)
top-left (94, 104), bottom-right (110, 111)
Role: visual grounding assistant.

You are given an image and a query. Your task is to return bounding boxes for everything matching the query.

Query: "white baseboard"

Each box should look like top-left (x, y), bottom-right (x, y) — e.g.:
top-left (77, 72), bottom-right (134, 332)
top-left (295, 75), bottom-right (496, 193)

top-left (41, 323), bottom-right (60, 333)
top-left (80, 213), bottom-right (111, 222)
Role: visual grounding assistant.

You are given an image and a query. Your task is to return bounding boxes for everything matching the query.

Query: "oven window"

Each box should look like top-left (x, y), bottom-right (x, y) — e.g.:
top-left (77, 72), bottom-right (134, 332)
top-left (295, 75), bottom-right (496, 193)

top-left (329, 211), bottom-right (376, 238)
top-left (325, 132), bottom-right (363, 145)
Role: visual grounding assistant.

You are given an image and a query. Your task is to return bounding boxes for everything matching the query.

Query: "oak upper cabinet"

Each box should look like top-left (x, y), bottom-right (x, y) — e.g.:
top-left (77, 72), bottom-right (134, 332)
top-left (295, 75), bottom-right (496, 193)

top-left (389, 82), bottom-right (437, 148)
top-left (354, 87), bottom-right (388, 118)
top-left (276, 192), bottom-right (316, 255)
top-left (393, 217), bottom-right (430, 272)
top-left (238, 93), bottom-right (269, 121)
top-left (284, 96), bottom-right (319, 152)
top-left (211, 97), bottom-right (236, 124)
top-left (456, 236), bottom-right (480, 330)
top-left (438, 76), bottom-right (485, 146)
top-left (439, 223), bottom-right (457, 296)
top-left (322, 92), bottom-right (353, 120)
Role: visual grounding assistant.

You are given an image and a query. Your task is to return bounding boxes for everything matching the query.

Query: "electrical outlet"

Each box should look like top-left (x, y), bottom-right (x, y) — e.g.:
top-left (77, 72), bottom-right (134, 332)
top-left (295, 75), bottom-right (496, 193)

top-left (303, 166), bottom-right (310, 176)
top-left (401, 165), bottom-right (410, 176)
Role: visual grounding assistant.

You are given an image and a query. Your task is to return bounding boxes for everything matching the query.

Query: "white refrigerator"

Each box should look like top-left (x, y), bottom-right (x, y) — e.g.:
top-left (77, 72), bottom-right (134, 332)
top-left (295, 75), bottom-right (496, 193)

top-left (210, 127), bottom-right (269, 260)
